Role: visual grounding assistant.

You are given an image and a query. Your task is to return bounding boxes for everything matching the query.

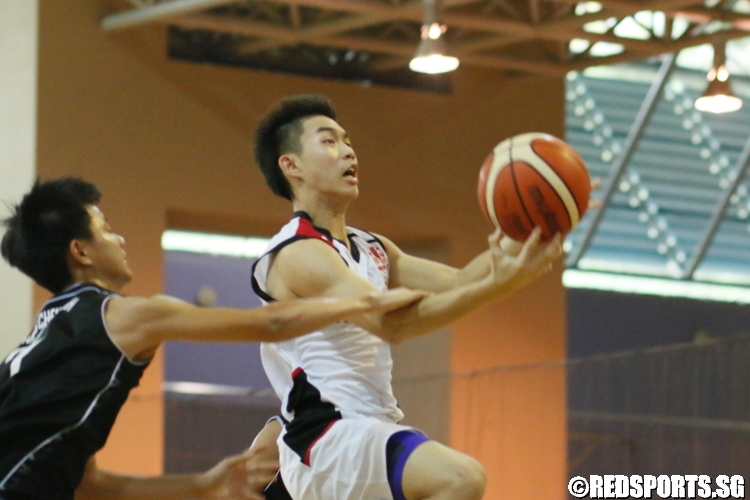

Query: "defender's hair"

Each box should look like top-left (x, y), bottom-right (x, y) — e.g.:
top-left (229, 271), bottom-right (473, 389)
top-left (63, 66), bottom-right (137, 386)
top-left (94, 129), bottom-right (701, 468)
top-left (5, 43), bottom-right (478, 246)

top-left (254, 94), bottom-right (337, 200)
top-left (1, 177), bottom-right (101, 294)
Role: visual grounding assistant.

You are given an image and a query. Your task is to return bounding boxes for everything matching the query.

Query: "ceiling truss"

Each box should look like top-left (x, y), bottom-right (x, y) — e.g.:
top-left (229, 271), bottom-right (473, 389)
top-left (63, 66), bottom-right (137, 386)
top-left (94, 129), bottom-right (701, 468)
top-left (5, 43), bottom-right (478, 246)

top-left (103, 0), bottom-right (750, 76)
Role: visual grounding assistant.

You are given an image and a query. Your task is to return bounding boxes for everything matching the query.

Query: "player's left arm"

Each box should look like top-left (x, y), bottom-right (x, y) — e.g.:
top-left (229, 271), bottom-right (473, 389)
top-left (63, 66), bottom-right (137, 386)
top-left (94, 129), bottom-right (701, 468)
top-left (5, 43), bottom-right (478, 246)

top-left (375, 234), bottom-right (495, 293)
top-left (381, 178), bottom-right (602, 292)
top-left (74, 444), bottom-right (279, 500)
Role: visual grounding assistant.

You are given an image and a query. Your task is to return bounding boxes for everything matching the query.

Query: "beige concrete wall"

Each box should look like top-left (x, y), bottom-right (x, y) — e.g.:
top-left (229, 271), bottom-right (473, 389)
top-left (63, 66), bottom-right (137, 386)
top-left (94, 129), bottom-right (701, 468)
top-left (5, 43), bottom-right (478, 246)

top-left (0, 0), bottom-right (38, 358)
top-left (392, 239), bottom-right (452, 444)
top-left (37, 0), bottom-right (567, 491)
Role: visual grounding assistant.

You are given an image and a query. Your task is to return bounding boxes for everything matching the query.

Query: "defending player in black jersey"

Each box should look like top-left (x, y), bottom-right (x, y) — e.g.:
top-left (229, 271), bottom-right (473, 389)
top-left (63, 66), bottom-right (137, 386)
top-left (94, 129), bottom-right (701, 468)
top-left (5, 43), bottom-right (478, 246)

top-left (0, 177), bottom-right (425, 500)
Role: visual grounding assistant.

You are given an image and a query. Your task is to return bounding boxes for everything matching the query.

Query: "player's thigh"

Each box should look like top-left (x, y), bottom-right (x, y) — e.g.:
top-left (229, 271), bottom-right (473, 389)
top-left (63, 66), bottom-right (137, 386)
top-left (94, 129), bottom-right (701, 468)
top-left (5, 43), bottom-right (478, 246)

top-left (400, 441), bottom-right (486, 500)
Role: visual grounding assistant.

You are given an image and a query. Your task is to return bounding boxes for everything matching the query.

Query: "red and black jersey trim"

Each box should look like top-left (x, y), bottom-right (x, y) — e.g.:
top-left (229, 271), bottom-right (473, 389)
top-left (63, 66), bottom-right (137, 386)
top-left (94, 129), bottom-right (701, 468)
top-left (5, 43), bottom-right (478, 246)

top-left (282, 368), bottom-right (341, 467)
top-left (250, 214), bottom-right (347, 303)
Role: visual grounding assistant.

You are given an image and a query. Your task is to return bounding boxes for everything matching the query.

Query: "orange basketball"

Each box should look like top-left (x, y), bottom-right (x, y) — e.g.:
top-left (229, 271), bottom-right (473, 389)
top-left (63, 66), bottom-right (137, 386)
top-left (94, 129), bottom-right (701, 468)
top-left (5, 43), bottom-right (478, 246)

top-left (478, 132), bottom-right (590, 242)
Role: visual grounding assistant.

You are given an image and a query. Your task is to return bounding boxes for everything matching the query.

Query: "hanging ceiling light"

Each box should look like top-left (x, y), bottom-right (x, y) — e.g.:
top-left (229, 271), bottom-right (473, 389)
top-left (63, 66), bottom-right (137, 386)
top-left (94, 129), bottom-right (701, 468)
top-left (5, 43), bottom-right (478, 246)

top-left (694, 43), bottom-right (743, 114)
top-left (409, 0), bottom-right (459, 74)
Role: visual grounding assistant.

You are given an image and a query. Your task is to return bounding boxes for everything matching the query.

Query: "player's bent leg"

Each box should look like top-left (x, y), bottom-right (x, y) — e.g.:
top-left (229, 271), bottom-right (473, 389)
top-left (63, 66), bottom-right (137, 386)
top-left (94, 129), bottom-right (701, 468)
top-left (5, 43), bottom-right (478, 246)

top-left (400, 440), bottom-right (486, 500)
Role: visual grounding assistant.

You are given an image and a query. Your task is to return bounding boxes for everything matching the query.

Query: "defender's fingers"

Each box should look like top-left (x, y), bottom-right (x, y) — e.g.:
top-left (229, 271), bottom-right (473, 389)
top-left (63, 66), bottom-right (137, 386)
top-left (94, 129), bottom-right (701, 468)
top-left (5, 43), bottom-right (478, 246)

top-left (242, 445), bottom-right (268, 456)
top-left (243, 460), bottom-right (280, 474)
top-left (240, 488), bottom-right (267, 500)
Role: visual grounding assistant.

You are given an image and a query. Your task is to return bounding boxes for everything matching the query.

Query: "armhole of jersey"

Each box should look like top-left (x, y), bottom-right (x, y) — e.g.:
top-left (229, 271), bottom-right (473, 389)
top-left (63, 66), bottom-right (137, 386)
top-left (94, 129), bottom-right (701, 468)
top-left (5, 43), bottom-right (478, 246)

top-left (251, 235), bottom-right (349, 303)
top-left (251, 256), bottom-right (277, 303)
top-left (100, 295), bottom-right (151, 367)
top-left (364, 231), bottom-right (388, 256)
top-left (266, 414), bottom-right (287, 426)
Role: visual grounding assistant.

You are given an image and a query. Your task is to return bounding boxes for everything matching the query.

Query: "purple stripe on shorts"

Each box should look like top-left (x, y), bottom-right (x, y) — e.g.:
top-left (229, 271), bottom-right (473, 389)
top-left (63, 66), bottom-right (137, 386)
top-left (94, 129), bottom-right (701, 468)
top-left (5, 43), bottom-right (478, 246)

top-left (387, 430), bottom-right (430, 500)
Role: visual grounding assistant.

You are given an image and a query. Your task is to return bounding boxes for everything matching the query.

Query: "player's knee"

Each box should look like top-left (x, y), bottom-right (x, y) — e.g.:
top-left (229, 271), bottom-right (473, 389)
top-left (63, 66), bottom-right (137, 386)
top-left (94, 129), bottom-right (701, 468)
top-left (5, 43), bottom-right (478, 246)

top-left (446, 456), bottom-right (486, 500)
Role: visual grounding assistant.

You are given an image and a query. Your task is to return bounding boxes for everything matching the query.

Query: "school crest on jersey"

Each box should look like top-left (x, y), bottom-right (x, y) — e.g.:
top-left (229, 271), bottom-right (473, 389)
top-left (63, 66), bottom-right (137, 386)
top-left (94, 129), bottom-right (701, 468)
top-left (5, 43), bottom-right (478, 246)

top-left (369, 245), bottom-right (389, 284)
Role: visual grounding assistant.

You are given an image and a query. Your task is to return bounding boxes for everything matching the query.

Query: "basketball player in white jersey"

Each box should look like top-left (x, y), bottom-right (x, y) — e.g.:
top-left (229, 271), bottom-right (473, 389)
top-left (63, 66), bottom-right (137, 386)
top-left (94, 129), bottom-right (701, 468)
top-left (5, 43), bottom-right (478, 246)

top-left (251, 95), bottom-right (565, 500)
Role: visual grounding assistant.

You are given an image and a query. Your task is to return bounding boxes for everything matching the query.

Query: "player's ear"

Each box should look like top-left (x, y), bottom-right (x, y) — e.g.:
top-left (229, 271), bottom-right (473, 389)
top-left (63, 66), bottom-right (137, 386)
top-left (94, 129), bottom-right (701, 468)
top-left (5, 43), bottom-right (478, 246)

top-left (69, 239), bottom-right (93, 267)
top-left (279, 154), bottom-right (303, 181)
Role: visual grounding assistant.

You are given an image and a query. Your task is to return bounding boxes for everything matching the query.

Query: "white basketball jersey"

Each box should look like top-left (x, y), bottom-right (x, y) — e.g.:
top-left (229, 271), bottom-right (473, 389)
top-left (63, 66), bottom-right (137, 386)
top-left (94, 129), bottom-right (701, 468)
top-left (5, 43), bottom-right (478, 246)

top-left (251, 212), bottom-right (403, 423)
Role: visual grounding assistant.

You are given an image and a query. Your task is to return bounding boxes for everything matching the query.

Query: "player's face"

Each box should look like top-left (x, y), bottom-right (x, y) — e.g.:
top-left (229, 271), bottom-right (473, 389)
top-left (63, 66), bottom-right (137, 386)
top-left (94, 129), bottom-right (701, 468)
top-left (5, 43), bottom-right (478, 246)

top-left (80, 205), bottom-right (133, 290)
top-left (295, 115), bottom-right (359, 200)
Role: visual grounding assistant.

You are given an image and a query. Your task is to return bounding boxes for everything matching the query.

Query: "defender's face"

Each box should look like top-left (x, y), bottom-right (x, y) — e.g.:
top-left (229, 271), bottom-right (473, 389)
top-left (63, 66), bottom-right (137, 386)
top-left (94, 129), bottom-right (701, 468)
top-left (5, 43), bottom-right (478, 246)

top-left (82, 205), bottom-right (132, 289)
top-left (294, 115), bottom-right (359, 200)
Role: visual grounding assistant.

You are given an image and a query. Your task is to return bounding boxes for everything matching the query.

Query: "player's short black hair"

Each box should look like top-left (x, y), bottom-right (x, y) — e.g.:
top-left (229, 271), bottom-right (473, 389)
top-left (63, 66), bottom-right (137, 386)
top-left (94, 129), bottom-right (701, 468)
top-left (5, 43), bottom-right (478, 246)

top-left (254, 94), bottom-right (337, 200)
top-left (1, 177), bottom-right (101, 294)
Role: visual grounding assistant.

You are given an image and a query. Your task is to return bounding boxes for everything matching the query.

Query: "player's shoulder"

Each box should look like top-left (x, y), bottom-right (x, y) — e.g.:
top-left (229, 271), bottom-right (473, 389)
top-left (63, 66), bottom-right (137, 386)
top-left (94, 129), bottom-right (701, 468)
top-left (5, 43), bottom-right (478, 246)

top-left (276, 237), bottom-right (342, 267)
top-left (41, 283), bottom-right (112, 315)
top-left (350, 229), bottom-right (398, 257)
top-left (264, 212), bottom-right (338, 254)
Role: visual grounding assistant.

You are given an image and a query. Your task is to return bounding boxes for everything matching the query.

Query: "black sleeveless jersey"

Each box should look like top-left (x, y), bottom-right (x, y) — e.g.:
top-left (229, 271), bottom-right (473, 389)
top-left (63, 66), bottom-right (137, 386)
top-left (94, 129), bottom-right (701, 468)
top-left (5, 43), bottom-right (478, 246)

top-left (0, 283), bottom-right (149, 500)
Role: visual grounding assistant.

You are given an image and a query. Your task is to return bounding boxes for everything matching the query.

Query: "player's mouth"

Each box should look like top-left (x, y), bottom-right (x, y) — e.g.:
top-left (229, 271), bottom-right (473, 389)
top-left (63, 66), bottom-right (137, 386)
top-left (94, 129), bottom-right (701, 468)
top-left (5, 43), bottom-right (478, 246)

top-left (343, 165), bottom-right (358, 184)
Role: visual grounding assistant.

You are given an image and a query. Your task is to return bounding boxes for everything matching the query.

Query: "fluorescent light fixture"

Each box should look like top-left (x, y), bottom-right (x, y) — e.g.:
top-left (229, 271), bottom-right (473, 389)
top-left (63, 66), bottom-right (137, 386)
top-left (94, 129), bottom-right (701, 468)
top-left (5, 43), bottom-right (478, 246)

top-left (563, 269), bottom-right (750, 303)
top-left (162, 381), bottom-right (276, 398)
top-left (161, 230), bottom-right (270, 258)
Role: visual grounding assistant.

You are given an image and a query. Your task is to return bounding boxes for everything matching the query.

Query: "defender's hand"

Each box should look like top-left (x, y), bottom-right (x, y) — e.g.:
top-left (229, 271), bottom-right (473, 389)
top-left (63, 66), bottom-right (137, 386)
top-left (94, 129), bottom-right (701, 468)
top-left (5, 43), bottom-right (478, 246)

top-left (198, 447), bottom-right (279, 500)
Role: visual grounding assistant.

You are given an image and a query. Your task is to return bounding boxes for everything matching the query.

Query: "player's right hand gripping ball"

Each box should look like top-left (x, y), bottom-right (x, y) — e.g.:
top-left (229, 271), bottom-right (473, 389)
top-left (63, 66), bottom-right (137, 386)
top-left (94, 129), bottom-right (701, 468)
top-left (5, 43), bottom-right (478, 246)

top-left (478, 132), bottom-right (591, 242)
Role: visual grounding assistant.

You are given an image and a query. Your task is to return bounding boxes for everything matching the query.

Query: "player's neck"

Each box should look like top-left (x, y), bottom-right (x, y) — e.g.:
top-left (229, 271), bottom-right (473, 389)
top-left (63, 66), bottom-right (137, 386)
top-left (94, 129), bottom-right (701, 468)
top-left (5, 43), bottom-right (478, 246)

top-left (69, 269), bottom-right (125, 293)
top-left (292, 199), bottom-right (348, 242)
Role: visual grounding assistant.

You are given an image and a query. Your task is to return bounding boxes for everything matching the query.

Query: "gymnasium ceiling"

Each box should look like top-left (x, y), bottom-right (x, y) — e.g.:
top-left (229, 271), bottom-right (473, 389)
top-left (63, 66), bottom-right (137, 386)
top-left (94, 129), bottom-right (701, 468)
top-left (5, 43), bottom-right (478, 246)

top-left (103, 0), bottom-right (750, 79)
top-left (103, 0), bottom-right (750, 297)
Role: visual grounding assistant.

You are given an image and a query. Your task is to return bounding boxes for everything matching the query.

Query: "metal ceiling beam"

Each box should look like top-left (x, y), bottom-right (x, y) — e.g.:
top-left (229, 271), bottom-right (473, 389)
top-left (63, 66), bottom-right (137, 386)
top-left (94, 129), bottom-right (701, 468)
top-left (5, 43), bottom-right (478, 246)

top-left (683, 135), bottom-right (750, 279)
top-left (566, 28), bottom-right (750, 71)
top-left (101, 0), bottom-right (743, 76)
top-left (548, 0), bottom-right (704, 10)
top-left (214, 0), bottom-right (479, 55)
top-left (534, 0), bottom-right (709, 36)
top-left (318, 34), bottom-right (563, 74)
top-left (451, 34), bottom-right (521, 53)
top-left (566, 53), bottom-right (678, 268)
top-left (169, 14), bottom-right (298, 40)
top-left (289, 4), bottom-right (302, 28)
top-left (233, 11), bottom-right (387, 54)
top-left (101, 0), bottom-right (240, 31)
top-left (171, 12), bottom-right (566, 74)
top-left (460, 52), bottom-right (564, 74)
top-left (258, 0), bottom-right (707, 56)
